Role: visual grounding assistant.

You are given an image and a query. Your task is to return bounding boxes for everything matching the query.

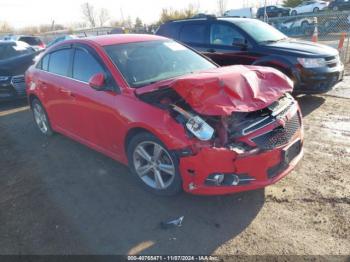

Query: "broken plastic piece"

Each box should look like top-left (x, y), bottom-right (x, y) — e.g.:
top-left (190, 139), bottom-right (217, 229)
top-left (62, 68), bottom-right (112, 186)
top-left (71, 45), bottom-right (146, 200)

top-left (160, 216), bottom-right (184, 229)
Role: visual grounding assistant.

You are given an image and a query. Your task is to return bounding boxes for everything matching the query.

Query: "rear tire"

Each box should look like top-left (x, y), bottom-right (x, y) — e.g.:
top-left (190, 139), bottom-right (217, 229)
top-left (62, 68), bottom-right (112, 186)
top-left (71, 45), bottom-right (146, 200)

top-left (291, 10), bottom-right (297, 16)
top-left (313, 7), bottom-right (319, 13)
top-left (31, 98), bottom-right (53, 136)
top-left (127, 132), bottom-right (182, 196)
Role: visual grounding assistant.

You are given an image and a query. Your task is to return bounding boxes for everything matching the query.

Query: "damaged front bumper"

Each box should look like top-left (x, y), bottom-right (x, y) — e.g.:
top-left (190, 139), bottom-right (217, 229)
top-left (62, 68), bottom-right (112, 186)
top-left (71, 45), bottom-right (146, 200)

top-left (178, 102), bottom-right (304, 195)
top-left (179, 137), bottom-right (303, 195)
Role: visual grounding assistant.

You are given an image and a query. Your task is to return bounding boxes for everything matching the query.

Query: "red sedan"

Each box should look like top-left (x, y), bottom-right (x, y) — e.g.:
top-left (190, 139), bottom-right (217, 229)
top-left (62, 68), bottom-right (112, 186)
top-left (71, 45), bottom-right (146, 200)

top-left (26, 34), bottom-right (303, 196)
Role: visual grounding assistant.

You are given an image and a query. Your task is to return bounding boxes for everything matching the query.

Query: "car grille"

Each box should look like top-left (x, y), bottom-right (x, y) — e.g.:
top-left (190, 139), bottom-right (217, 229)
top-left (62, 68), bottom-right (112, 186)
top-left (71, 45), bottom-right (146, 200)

top-left (11, 75), bottom-right (26, 95)
top-left (251, 113), bottom-right (301, 150)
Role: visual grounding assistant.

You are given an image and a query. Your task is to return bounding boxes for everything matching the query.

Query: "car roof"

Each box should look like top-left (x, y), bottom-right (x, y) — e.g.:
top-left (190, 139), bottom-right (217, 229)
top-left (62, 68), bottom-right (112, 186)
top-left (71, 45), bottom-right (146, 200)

top-left (83, 34), bottom-right (168, 46)
top-left (168, 17), bottom-right (256, 24)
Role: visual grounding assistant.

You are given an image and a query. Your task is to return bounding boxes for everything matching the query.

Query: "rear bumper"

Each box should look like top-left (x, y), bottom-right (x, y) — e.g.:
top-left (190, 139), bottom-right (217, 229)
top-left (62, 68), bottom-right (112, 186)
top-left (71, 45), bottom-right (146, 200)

top-left (294, 63), bottom-right (344, 94)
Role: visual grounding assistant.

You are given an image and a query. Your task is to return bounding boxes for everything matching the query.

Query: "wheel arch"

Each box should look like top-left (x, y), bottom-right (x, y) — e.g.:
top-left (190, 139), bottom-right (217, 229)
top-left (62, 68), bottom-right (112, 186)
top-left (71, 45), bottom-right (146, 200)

top-left (28, 93), bottom-right (40, 108)
top-left (253, 57), bottom-right (300, 82)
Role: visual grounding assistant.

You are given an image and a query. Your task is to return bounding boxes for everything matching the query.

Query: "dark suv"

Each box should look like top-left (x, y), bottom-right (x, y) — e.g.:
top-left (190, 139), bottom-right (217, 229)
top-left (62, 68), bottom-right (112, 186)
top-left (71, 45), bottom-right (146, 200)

top-left (257, 5), bottom-right (290, 19)
top-left (156, 17), bottom-right (344, 94)
top-left (328, 0), bottom-right (350, 11)
top-left (0, 41), bottom-right (38, 100)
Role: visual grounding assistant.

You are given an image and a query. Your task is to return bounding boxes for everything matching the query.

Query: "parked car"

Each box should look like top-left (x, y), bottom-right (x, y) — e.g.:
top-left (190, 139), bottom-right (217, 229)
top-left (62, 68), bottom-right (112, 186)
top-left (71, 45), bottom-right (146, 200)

top-left (290, 0), bottom-right (329, 15)
top-left (328, 0), bottom-right (350, 11)
top-left (47, 35), bottom-right (78, 48)
top-left (278, 17), bottom-right (314, 30)
top-left (3, 35), bottom-right (45, 51)
top-left (0, 41), bottom-right (38, 101)
top-left (224, 7), bottom-right (257, 18)
top-left (257, 5), bottom-right (291, 19)
top-left (26, 34), bottom-right (303, 196)
top-left (156, 17), bottom-right (344, 94)
top-left (276, 17), bottom-right (315, 35)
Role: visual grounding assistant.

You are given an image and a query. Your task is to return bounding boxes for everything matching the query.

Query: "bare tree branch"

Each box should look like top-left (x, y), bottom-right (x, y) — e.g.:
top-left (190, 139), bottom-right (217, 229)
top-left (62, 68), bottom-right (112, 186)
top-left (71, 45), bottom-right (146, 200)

top-left (81, 2), bottom-right (96, 28)
top-left (217, 0), bottom-right (228, 16)
top-left (99, 8), bottom-right (110, 27)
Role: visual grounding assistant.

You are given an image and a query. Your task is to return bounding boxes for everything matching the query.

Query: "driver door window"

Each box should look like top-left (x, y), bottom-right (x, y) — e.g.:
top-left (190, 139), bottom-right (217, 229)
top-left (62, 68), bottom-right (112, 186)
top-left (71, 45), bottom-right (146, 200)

top-left (72, 49), bottom-right (105, 82)
top-left (210, 24), bottom-right (245, 47)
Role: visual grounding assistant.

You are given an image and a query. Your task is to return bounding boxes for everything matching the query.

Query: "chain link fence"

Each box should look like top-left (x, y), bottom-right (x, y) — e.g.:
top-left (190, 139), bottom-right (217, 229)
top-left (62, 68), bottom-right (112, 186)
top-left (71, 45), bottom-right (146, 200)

top-left (266, 11), bottom-right (350, 65)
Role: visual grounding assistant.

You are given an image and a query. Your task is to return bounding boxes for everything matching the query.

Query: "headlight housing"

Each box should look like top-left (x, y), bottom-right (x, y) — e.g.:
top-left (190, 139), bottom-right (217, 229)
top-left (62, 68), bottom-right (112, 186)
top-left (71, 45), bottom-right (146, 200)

top-left (186, 115), bottom-right (214, 141)
top-left (297, 57), bottom-right (326, 68)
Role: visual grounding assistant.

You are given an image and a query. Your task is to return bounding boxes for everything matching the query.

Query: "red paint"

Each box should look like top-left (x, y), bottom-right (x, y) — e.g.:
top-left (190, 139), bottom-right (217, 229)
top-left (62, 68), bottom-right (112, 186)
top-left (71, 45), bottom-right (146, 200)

top-left (26, 35), bottom-right (303, 195)
top-left (170, 65), bottom-right (293, 116)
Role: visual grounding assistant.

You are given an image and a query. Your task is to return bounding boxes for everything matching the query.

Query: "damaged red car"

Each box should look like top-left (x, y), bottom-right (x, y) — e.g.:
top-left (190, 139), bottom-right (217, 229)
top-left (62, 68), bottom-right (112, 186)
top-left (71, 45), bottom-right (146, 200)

top-left (26, 34), bottom-right (304, 196)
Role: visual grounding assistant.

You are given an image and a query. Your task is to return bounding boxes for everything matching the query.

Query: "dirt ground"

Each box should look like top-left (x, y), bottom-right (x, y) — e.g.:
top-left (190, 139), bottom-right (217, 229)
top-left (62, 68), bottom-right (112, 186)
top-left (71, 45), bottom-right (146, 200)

top-left (0, 79), bottom-right (349, 255)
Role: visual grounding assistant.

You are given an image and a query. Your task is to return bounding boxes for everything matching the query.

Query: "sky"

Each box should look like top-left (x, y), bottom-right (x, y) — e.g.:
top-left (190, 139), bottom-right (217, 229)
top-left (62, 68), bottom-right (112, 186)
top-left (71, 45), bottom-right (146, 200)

top-left (0, 0), bottom-right (279, 29)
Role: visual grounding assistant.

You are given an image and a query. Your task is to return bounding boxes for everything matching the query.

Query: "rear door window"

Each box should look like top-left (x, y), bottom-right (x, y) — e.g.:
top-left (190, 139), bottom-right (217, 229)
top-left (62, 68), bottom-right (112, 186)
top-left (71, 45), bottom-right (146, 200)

top-left (179, 24), bottom-right (207, 44)
top-left (48, 49), bottom-right (71, 76)
top-left (72, 49), bottom-right (104, 82)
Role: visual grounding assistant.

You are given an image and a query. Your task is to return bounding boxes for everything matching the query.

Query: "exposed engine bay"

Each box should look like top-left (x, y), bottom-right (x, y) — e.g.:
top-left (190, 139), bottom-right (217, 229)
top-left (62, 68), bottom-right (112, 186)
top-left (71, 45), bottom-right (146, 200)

top-left (138, 87), bottom-right (299, 152)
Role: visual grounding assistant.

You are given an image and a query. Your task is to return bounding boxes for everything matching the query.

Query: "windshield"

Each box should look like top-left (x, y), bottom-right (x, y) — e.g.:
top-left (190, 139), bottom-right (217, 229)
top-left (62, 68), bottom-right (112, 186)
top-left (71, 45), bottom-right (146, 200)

top-left (234, 19), bottom-right (287, 44)
top-left (104, 40), bottom-right (217, 88)
top-left (0, 42), bottom-right (34, 60)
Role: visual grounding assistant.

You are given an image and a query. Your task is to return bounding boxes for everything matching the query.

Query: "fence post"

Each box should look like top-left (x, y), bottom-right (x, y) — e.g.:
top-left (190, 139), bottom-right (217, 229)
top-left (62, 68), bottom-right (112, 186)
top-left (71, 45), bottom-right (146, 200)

top-left (345, 32), bottom-right (350, 64)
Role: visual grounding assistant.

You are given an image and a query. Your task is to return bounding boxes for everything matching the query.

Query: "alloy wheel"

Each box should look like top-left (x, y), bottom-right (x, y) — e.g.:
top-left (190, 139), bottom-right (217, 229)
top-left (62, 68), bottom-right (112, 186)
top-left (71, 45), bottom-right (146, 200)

top-left (133, 141), bottom-right (176, 190)
top-left (33, 103), bottom-right (48, 134)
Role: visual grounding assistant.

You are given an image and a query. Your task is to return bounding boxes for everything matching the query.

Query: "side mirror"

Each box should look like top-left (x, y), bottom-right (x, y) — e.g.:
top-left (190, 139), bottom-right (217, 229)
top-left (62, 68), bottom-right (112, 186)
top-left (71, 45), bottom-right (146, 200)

top-left (89, 73), bottom-right (106, 91)
top-left (232, 38), bottom-right (248, 49)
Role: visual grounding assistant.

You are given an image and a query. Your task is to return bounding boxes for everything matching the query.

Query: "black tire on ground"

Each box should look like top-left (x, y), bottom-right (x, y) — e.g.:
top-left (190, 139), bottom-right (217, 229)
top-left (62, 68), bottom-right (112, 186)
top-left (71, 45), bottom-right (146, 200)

top-left (333, 6), bottom-right (339, 11)
top-left (127, 132), bottom-right (182, 196)
top-left (31, 98), bottom-right (54, 136)
top-left (313, 7), bottom-right (319, 13)
top-left (291, 10), bottom-right (297, 16)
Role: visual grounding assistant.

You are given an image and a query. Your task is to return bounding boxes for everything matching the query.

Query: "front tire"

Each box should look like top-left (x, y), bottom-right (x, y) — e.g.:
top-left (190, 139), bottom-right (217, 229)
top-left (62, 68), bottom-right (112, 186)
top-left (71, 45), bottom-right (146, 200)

top-left (31, 98), bottom-right (53, 136)
top-left (291, 10), bottom-right (297, 16)
top-left (313, 7), bottom-right (319, 13)
top-left (127, 132), bottom-right (182, 196)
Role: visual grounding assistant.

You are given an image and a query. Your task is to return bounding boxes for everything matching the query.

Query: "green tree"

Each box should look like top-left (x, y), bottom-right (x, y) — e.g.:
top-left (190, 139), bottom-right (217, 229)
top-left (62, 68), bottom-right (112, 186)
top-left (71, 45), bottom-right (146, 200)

top-left (158, 4), bottom-right (198, 25)
top-left (135, 17), bottom-right (143, 28)
top-left (282, 0), bottom-right (303, 8)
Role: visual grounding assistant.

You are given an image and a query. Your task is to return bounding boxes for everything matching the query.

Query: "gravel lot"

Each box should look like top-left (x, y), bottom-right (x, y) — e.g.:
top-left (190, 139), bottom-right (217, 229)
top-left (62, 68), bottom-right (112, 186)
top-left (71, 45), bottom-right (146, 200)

top-left (0, 78), bottom-right (349, 255)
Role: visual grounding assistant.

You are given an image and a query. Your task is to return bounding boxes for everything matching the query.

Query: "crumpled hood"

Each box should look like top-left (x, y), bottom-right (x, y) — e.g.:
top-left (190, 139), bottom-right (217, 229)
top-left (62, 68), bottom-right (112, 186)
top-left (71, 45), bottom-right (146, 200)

top-left (169, 65), bottom-right (293, 116)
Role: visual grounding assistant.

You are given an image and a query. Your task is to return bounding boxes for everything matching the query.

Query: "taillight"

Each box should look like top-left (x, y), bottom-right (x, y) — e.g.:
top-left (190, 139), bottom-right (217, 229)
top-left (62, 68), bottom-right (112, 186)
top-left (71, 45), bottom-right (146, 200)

top-left (39, 42), bottom-right (46, 48)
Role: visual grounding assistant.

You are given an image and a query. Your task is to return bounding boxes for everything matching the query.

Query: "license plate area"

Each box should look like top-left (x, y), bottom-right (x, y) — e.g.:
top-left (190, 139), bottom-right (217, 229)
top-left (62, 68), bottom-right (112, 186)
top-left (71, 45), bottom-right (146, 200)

top-left (283, 139), bottom-right (302, 165)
